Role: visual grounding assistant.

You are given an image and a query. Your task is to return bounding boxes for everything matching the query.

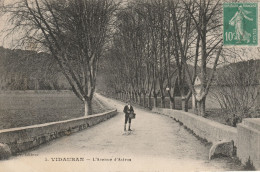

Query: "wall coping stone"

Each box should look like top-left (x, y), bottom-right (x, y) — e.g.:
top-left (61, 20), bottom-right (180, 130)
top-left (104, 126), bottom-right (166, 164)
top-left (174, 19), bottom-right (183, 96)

top-left (0, 109), bottom-right (117, 154)
top-left (0, 109), bottom-right (116, 134)
top-left (242, 118), bottom-right (260, 131)
top-left (153, 108), bottom-right (237, 144)
top-left (153, 108), bottom-right (237, 135)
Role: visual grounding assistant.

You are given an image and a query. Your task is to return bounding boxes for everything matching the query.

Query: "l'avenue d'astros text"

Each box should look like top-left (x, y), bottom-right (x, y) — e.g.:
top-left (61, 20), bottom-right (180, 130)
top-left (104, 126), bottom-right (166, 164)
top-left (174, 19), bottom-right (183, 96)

top-left (44, 157), bottom-right (132, 162)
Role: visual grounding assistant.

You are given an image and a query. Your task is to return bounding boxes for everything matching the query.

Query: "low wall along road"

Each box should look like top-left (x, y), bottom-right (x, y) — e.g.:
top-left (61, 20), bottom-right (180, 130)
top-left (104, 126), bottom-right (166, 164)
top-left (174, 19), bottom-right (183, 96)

top-left (153, 108), bottom-right (260, 170)
top-left (152, 108), bottom-right (237, 144)
top-left (237, 118), bottom-right (260, 169)
top-left (0, 109), bottom-right (117, 155)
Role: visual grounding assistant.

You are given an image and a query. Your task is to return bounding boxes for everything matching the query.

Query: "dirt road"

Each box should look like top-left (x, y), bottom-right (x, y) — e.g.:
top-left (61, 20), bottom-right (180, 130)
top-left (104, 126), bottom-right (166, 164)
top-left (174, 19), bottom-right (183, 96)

top-left (0, 94), bottom-right (242, 172)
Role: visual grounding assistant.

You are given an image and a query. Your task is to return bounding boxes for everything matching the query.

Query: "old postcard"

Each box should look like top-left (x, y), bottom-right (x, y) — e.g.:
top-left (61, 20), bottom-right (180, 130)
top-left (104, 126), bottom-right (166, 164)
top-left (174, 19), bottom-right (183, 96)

top-left (0, 0), bottom-right (259, 171)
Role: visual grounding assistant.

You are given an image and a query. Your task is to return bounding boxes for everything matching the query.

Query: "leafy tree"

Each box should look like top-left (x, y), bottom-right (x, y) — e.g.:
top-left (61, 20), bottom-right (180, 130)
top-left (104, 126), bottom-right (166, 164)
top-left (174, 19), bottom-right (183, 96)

top-left (2, 0), bottom-right (118, 115)
top-left (182, 0), bottom-right (223, 116)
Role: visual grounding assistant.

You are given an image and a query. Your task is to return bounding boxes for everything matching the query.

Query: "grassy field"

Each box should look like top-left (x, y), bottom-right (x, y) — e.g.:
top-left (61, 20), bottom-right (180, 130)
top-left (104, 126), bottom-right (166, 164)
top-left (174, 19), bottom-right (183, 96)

top-left (0, 91), bottom-right (112, 130)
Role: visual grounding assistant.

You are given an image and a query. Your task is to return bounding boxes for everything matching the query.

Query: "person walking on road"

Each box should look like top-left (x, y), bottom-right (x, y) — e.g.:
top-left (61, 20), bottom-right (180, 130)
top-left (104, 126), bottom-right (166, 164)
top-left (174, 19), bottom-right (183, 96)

top-left (123, 101), bottom-right (134, 131)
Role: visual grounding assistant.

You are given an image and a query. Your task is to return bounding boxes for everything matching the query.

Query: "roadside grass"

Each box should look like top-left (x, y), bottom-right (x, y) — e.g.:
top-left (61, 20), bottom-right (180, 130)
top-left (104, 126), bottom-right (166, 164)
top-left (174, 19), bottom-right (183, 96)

top-left (0, 91), bottom-right (112, 130)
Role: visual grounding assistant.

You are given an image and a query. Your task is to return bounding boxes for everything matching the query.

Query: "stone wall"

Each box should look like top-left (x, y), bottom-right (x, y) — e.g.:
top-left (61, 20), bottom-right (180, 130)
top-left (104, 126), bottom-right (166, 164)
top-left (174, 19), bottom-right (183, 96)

top-left (153, 108), bottom-right (260, 170)
top-left (152, 108), bottom-right (237, 145)
top-left (0, 109), bottom-right (117, 154)
top-left (237, 118), bottom-right (260, 169)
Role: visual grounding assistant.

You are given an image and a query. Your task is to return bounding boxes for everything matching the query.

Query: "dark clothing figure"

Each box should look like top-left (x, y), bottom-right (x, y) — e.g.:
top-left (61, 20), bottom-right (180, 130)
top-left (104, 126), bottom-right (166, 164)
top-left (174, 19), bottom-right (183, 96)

top-left (123, 104), bottom-right (134, 131)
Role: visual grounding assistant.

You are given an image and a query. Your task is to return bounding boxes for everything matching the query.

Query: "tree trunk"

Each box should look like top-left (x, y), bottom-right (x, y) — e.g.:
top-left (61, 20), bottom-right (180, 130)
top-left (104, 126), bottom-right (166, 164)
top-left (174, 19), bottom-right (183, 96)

top-left (201, 97), bottom-right (206, 116)
top-left (197, 97), bottom-right (206, 116)
top-left (161, 96), bottom-right (165, 108)
top-left (192, 94), bottom-right (198, 114)
top-left (138, 94), bottom-right (142, 105)
top-left (170, 97), bottom-right (175, 109)
top-left (129, 92), bottom-right (131, 100)
top-left (148, 94), bottom-right (152, 109)
top-left (143, 93), bottom-right (146, 107)
top-left (131, 91), bottom-right (135, 102)
top-left (129, 91), bottom-right (132, 101)
top-left (197, 101), bottom-right (201, 116)
top-left (181, 98), bottom-right (188, 112)
top-left (84, 100), bottom-right (92, 116)
top-left (184, 99), bottom-right (189, 112)
top-left (153, 95), bottom-right (158, 108)
top-left (135, 92), bottom-right (138, 103)
top-left (128, 92), bottom-right (131, 100)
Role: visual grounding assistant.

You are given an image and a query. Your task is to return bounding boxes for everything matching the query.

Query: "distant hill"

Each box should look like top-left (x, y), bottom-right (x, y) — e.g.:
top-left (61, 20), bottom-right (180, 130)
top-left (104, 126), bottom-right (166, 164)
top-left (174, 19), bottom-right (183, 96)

top-left (222, 59), bottom-right (260, 72)
top-left (0, 47), bottom-right (70, 90)
top-left (187, 59), bottom-right (259, 85)
top-left (215, 59), bottom-right (260, 86)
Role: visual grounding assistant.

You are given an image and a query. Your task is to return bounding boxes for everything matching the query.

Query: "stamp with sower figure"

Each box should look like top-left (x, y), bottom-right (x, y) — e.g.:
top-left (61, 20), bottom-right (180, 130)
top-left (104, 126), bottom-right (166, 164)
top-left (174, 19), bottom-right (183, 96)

top-left (223, 3), bottom-right (258, 46)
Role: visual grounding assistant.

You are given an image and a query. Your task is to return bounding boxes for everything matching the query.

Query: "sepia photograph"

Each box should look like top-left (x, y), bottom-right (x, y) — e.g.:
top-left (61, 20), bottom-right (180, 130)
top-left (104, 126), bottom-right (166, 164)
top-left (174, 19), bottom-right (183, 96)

top-left (0, 0), bottom-right (259, 171)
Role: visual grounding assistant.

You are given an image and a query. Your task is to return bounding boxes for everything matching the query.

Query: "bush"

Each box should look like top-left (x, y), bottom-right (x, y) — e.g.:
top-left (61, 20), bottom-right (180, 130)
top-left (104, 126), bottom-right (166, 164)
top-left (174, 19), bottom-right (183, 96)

top-left (0, 143), bottom-right (11, 160)
top-left (244, 156), bottom-right (256, 171)
top-left (213, 60), bottom-right (259, 127)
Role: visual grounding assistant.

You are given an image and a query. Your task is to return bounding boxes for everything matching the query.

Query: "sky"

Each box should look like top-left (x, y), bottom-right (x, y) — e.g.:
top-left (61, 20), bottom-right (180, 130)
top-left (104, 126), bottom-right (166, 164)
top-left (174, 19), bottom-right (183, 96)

top-left (0, 0), bottom-right (28, 49)
top-left (0, 0), bottom-right (259, 62)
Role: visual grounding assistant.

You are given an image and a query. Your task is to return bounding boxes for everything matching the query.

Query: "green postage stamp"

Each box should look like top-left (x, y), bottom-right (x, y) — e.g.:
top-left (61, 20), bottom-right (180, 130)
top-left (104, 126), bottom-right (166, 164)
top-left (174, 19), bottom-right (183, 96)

top-left (223, 3), bottom-right (258, 46)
